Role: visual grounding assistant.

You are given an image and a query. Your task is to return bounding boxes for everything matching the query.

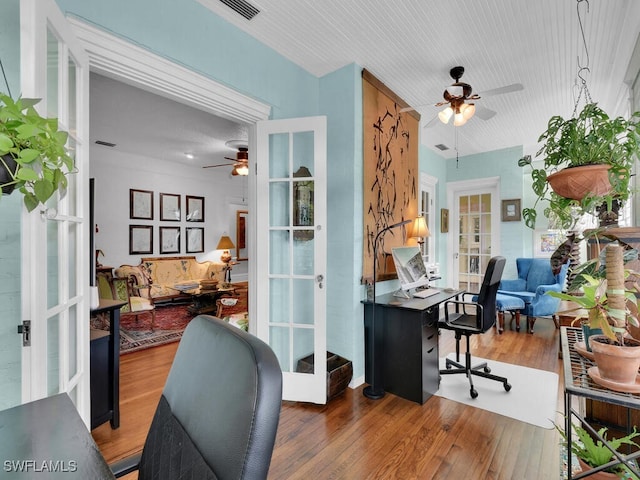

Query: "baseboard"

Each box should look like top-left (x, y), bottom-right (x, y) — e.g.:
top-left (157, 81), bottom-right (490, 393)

top-left (350, 375), bottom-right (365, 389)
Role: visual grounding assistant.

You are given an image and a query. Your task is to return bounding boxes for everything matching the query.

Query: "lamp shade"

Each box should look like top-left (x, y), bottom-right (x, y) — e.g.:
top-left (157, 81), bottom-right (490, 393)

top-left (438, 106), bottom-right (453, 124)
top-left (412, 216), bottom-right (430, 239)
top-left (216, 235), bottom-right (235, 250)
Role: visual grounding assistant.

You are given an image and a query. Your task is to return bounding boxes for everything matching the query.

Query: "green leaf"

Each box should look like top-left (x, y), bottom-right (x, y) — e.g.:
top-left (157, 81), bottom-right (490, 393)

top-left (33, 179), bottom-right (54, 203)
top-left (23, 192), bottom-right (39, 212)
top-left (18, 149), bottom-right (40, 163)
top-left (15, 167), bottom-right (39, 182)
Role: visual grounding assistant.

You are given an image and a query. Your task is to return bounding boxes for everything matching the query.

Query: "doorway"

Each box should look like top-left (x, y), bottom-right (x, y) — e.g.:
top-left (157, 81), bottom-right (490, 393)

top-left (446, 177), bottom-right (500, 290)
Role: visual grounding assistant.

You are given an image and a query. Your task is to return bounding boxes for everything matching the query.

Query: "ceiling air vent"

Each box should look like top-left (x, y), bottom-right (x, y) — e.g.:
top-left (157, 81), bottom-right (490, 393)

top-left (218, 0), bottom-right (260, 20)
top-left (95, 140), bottom-right (116, 147)
top-left (435, 144), bottom-right (449, 151)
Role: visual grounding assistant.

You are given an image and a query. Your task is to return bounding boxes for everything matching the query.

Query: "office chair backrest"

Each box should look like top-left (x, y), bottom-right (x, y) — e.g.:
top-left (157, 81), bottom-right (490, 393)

top-left (138, 315), bottom-right (283, 480)
top-left (476, 256), bottom-right (506, 332)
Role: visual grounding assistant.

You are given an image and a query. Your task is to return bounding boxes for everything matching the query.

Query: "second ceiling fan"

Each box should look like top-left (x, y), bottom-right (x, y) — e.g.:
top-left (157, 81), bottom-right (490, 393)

top-left (203, 143), bottom-right (249, 176)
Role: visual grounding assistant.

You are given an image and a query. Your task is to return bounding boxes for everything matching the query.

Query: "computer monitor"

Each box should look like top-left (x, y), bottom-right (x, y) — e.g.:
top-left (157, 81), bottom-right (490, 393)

top-left (391, 246), bottom-right (429, 296)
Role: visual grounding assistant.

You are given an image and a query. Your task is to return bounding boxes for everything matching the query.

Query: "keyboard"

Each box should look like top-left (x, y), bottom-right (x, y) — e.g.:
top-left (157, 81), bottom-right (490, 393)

top-left (413, 288), bottom-right (440, 299)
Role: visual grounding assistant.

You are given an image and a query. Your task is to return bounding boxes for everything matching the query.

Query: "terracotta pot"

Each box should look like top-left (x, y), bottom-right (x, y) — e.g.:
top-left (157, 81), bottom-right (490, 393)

top-left (547, 164), bottom-right (612, 200)
top-left (590, 334), bottom-right (640, 384)
top-left (0, 153), bottom-right (18, 195)
top-left (577, 458), bottom-right (620, 479)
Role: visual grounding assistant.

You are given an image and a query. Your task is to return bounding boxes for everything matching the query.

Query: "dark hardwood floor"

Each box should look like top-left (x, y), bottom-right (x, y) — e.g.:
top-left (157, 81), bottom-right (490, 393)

top-left (93, 315), bottom-right (564, 479)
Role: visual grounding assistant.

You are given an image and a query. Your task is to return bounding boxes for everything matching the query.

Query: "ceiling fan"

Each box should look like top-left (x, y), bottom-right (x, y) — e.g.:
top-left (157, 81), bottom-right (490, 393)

top-left (203, 143), bottom-right (249, 176)
top-left (402, 66), bottom-right (523, 127)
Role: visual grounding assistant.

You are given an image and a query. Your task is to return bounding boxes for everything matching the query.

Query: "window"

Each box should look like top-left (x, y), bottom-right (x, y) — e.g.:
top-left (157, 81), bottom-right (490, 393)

top-left (419, 173), bottom-right (437, 268)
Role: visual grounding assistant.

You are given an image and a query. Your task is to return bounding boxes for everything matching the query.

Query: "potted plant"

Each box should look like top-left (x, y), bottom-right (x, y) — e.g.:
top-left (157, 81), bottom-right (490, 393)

top-left (550, 243), bottom-right (640, 389)
top-left (0, 93), bottom-right (74, 211)
top-left (555, 420), bottom-right (640, 479)
top-left (520, 103), bottom-right (640, 230)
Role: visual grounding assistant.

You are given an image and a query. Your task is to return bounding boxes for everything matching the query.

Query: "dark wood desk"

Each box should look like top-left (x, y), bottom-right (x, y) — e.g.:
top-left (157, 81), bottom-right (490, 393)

top-left (90, 299), bottom-right (126, 430)
top-left (0, 393), bottom-right (115, 479)
top-left (363, 288), bottom-right (463, 404)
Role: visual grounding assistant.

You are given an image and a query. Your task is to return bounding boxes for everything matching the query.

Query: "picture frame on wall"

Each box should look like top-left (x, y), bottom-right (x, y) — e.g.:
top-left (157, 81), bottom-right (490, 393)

top-left (533, 229), bottom-right (565, 258)
top-left (160, 193), bottom-right (181, 221)
top-left (129, 225), bottom-right (153, 254)
top-left (440, 208), bottom-right (449, 233)
top-left (236, 210), bottom-right (248, 261)
top-left (130, 189), bottom-right (153, 220)
top-left (501, 199), bottom-right (522, 222)
top-left (186, 227), bottom-right (204, 253)
top-left (186, 195), bottom-right (204, 222)
top-left (160, 226), bottom-right (181, 254)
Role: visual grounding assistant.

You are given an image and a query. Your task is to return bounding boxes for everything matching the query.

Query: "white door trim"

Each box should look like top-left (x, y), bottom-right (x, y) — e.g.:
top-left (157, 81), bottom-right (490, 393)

top-left (446, 177), bottom-right (501, 287)
top-left (67, 17), bottom-right (271, 124)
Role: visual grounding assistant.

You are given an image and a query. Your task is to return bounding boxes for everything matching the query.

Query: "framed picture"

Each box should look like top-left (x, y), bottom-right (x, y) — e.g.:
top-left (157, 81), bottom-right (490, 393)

top-left (533, 229), bottom-right (565, 258)
top-left (160, 226), bottom-right (180, 254)
top-left (236, 210), bottom-right (248, 261)
top-left (129, 225), bottom-right (153, 254)
top-left (160, 193), bottom-right (181, 221)
top-left (186, 227), bottom-right (204, 253)
top-left (130, 189), bottom-right (153, 220)
top-left (186, 195), bottom-right (204, 222)
top-left (440, 208), bottom-right (449, 233)
top-left (501, 199), bottom-right (522, 222)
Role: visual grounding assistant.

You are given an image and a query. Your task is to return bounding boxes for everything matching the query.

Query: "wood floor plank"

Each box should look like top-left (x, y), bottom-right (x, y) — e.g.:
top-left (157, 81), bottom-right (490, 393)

top-left (94, 317), bottom-right (563, 479)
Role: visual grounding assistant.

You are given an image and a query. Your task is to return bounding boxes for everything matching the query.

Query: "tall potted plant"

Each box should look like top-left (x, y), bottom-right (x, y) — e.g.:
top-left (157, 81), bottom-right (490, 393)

top-left (520, 103), bottom-right (640, 230)
top-left (0, 94), bottom-right (74, 211)
top-left (550, 243), bottom-right (640, 390)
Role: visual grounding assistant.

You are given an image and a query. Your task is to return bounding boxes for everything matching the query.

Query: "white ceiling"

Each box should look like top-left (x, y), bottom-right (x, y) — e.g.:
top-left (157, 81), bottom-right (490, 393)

top-left (90, 0), bottom-right (640, 165)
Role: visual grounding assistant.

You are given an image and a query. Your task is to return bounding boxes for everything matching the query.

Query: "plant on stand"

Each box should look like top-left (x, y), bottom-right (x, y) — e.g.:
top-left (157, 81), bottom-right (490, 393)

top-left (555, 420), bottom-right (640, 479)
top-left (0, 93), bottom-right (74, 211)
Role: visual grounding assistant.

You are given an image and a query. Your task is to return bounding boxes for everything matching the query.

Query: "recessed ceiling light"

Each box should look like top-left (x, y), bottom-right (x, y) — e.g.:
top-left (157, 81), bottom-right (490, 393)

top-left (185, 153), bottom-right (194, 159)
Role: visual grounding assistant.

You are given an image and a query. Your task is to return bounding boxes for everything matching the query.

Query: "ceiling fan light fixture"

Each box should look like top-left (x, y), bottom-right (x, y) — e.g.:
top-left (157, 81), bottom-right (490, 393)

top-left (438, 106), bottom-right (453, 124)
top-left (453, 111), bottom-right (468, 127)
top-left (234, 164), bottom-right (249, 176)
top-left (463, 103), bottom-right (475, 120)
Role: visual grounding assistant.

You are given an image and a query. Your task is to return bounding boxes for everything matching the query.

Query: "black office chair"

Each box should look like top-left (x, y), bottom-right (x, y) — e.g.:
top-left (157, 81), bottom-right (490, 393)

top-left (439, 256), bottom-right (511, 399)
top-left (110, 315), bottom-right (283, 480)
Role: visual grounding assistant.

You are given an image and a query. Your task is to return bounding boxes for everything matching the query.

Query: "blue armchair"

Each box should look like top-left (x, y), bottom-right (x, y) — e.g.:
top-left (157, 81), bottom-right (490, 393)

top-left (498, 258), bottom-right (569, 333)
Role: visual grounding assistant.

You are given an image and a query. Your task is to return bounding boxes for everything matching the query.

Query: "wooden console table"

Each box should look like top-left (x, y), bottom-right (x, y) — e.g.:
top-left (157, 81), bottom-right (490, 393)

top-left (90, 299), bottom-right (125, 430)
top-left (363, 288), bottom-right (463, 404)
top-left (561, 327), bottom-right (640, 478)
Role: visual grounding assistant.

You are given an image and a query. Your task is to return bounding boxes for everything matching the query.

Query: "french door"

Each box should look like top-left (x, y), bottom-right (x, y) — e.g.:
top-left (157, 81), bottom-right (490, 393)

top-left (255, 116), bottom-right (327, 404)
top-left (20, 0), bottom-right (90, 422)
top-left (447, 178), bottom-right (500, 291)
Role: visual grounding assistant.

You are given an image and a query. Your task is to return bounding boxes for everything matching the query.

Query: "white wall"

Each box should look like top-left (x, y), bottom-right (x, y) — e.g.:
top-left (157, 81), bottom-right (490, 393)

top-left (90, 146), bottom-right (249, 280)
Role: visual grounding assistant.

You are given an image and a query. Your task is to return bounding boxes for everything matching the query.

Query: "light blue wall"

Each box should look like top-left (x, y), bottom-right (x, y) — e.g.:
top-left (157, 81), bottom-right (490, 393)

top-left (0, 0), bottom-right (23, 410)
top-left (319, 63), bottom-right (364, 375)
top-left (56, 0), bottom-right (319, 119)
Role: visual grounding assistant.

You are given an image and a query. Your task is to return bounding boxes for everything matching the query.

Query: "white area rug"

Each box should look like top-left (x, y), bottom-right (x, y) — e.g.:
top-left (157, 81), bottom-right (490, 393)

top-left (436, 354), bottom-right (559, 429)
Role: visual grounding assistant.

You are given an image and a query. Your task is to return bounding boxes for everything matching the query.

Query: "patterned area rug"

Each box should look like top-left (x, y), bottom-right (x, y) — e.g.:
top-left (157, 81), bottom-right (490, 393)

top-left (118, 282), bottom-right (248, 354)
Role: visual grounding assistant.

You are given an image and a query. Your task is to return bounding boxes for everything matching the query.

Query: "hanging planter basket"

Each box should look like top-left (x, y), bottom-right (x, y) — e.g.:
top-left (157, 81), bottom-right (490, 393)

top-left (546, 164), bottom-right (612, 201)
top-left (0, 153), bottom-right (18, 195)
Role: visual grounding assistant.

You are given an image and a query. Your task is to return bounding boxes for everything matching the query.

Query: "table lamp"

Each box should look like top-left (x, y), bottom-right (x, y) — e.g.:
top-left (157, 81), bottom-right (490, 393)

top-left (217, 235), bottom-right (235, 285)
top-left (411, 215), bottom-right (430, 246)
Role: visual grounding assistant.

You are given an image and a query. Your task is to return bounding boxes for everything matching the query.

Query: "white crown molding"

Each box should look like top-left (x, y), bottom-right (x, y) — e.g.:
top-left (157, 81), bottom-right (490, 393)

top-left (67, 17), bottom-right (271, 125)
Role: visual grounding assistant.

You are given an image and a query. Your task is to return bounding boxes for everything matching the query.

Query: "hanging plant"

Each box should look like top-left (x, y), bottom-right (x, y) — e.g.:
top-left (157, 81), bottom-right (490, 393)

top-left (0, 93), bottom-right (75, 211)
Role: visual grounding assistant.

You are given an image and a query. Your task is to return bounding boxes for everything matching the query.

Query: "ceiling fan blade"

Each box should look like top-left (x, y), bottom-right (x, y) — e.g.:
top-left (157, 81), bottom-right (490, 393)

top-left (475, 104), bottom-right (497, 120)
top-left (478, 83), bottom-right (524, 98)
top-left (202, 163), bottom-right (230, 169)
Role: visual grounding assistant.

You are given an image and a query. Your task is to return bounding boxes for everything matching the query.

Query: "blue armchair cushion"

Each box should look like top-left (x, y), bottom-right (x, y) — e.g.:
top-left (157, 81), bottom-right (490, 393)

top-left (498, 258), bottom-right (568, 317)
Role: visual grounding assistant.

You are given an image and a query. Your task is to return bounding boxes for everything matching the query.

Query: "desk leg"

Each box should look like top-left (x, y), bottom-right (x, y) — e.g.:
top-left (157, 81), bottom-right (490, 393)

top-left (109, 308), bottom-right (120, 429)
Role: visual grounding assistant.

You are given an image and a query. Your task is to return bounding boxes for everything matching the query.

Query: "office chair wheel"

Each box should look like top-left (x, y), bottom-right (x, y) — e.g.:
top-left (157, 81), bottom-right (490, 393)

top-left (470, 388), bottom-right (478, 399)
top-left (484, 366), bottom-right (491, 373)
top-left (504, 382), bottom-right (512, 392)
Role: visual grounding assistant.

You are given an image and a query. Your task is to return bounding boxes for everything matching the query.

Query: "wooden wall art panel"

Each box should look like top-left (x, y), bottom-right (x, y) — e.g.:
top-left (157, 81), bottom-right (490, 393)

top-left (362, 69), bottom-right (420, 284)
